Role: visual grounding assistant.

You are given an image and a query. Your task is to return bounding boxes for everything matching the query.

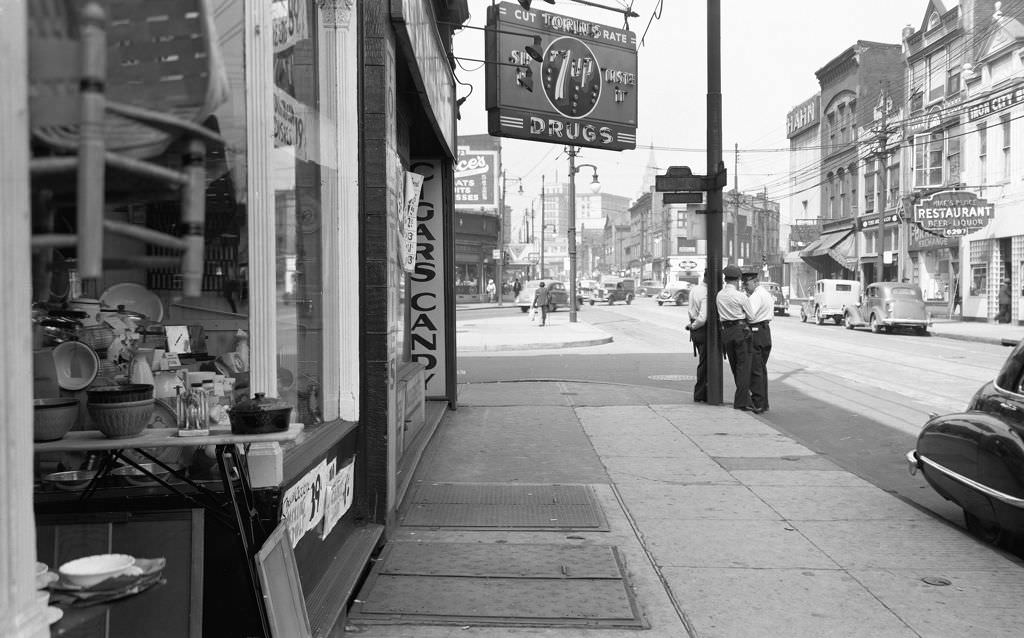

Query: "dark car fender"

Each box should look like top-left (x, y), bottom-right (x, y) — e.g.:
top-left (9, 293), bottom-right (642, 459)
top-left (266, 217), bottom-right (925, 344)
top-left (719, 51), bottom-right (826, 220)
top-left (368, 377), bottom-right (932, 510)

top-left (916, 411), bottom-right (1024, 531)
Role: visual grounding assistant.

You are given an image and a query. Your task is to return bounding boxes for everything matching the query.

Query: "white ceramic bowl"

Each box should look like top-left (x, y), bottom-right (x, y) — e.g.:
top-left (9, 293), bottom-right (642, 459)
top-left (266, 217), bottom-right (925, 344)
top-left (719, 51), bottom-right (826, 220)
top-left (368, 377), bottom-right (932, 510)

top-left (58, 554), bottom-right (135, 587)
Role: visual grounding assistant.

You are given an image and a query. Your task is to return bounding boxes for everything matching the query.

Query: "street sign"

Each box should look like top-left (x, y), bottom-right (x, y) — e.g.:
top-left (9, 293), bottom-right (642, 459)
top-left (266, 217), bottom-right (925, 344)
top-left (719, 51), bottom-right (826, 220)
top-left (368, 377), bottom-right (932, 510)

top-left (492, 249), bottom-right (502, 259)
top-left (662, 192), bottom-right (703, 204)
top-left (654, 165), bottom-right (727, 193)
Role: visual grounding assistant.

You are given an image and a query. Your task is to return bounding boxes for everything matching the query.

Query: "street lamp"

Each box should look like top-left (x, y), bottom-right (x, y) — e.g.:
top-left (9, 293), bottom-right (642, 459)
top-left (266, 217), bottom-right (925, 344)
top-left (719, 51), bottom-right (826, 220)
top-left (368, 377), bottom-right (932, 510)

top-left (567, 146), bottom-right (600, 323)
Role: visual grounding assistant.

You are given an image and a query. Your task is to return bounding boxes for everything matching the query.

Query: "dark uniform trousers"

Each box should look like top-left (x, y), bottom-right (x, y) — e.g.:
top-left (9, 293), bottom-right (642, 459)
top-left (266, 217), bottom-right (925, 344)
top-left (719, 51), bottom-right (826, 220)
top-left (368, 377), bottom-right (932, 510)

top-left (690, 326), bottom-right (708, 402)
top-left (721, 322), bottom-right (752, 409)
top-left (749, 322), bottom-right (772, 410)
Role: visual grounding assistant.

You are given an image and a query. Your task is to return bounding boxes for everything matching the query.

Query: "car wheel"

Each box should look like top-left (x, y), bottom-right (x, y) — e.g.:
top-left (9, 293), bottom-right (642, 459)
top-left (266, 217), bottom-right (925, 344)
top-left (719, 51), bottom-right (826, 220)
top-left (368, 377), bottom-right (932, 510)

top-left (964, 510), bottom-right (1006, 547)
top-left (520, 306), bottom-right (529, 314)
top-left (626, 296), bottom-right (633, 305)
top-left (548, 302), bottom-right (556, 313)
top-left (814, 306), bottom-right (824, 325)
top-left (870, 314), bottom-right (881, 333)
top-left (800, 308), bottom-right (807, 323)
top-left (589, 300), bottom-right (595, 306)
top-left (833, 316), bottom-right (843, 325)
top-left (657, 301), bottom-right (664, 306)
top-left (674, 297), bottom-right (683, 306)
top-left (915, 326), bottom-right (929, 336)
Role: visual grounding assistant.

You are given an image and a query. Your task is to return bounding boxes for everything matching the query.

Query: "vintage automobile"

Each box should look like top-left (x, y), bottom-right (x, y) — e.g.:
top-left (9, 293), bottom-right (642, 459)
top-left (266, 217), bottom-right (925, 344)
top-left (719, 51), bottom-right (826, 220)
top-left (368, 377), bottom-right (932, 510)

top-left (761, 281), bottom-right (789, 316)
top-left (656, 282), bottom-right (691, 306)
top-left (514, 279), bottom-right (569, 313)
top-left (638, 279), bottom-right (663, 297)
top-left (907, 338), bottom-right (1024, 545)
top-left (843, 282), bottom-right (931, 335)
top-left (588, 277), bottom-right (635, 305)
top-left (800, 279), bottom-right (860, 325)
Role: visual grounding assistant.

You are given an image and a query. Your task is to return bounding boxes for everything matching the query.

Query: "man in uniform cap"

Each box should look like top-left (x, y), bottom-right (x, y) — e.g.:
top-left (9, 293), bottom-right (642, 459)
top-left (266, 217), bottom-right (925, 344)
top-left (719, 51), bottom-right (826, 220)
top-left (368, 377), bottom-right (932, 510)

top-left (742, 268), bottom-right (773, 413)
top-left (716, 264), bottom-right (757, 411)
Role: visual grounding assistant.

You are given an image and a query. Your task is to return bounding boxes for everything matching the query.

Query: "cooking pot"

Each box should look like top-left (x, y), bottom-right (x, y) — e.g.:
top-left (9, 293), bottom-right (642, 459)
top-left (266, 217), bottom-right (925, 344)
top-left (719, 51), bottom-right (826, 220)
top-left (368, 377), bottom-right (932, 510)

top-left (227, 393), bottom-right (292, 434)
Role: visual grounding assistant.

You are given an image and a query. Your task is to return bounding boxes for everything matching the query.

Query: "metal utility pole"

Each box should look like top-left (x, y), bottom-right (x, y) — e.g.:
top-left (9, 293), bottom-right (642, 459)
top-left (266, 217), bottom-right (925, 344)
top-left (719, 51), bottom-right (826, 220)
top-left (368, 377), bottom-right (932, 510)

top-left (540, 174), bottom-right (545, 279)
top-left (706, 0), bottom-right (724, 404)
top-left (568, 146), bottom-right (579, 323)
top-left (733, 142), bottom-right (739, 265)
top-left (497, 170), bottom-right (505, 305)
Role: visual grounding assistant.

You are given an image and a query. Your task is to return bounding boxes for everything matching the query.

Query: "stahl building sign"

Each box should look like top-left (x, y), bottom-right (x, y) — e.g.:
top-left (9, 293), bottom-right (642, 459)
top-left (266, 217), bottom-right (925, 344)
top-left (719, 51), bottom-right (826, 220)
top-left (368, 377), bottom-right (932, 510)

top-left (455, 135), bottom-right (501, 210)
top-left (913, 190), bottom-right (994, 237)
top-left (484, 1), bottom-right (637, 151)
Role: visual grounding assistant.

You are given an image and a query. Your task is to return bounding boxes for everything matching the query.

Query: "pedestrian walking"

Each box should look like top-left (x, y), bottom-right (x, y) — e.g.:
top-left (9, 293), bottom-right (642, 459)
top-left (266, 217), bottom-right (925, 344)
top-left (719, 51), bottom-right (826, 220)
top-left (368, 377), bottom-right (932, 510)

top-left (716, 264), bottom-right (757, 411)
top-left (685, 272), bottom-right (709, 403)
top-left (513, 277), bottom-right (522, 298)
top-left (742, 269), bottom-right (773, 413)
top-left (486, 279), bottom-right (497, 303)
top-left (533, 281), bottom-right (550, 326)
top-left (998, 278), bottom-right (1012, 323)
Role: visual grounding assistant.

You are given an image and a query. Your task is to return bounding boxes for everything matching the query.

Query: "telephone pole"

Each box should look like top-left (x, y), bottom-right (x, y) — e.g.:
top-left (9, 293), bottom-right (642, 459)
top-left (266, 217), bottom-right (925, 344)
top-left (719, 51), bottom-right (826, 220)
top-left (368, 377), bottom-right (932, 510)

top-left (733, 142), bottom-right (739, 264)
top-left (875, 82), bottom-right (892, 284)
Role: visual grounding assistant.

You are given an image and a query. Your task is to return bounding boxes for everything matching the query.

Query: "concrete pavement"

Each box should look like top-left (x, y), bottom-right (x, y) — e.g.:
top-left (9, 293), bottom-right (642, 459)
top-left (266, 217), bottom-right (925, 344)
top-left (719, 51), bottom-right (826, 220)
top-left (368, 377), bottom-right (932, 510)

top-left (344, 306), bottom-right (1024, 637)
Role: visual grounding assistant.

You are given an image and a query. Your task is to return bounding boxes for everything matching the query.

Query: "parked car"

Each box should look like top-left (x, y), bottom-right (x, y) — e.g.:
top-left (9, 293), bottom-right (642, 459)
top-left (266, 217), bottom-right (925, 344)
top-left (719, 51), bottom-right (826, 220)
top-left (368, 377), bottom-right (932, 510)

top-left (844, 282), bottom-right (931, 334)
top-left (638, 279), bottom-right (663, 297)
top-left (908, 338), bottom-right (1024, 545)
top-left (656, 282), bottom-right (690, 306)
top-left (761, 281), bottom-right (789, 316)
top-left (800, 279), bottom-right (860, 325)
top-left (588, 277), bottom-right (635, 305)
top-left (514, 279), bottom-right (568, 313)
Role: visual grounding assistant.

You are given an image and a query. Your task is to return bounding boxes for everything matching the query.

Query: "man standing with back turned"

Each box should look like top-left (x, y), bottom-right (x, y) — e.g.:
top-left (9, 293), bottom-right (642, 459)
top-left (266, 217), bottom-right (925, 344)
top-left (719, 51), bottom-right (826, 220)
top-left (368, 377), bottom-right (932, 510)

top-left (743, 269), bottom-right (773, 413)
top-left (685, 271), bottom-right (709, 403)
top-left (716, 264), bottom-right (757, 411)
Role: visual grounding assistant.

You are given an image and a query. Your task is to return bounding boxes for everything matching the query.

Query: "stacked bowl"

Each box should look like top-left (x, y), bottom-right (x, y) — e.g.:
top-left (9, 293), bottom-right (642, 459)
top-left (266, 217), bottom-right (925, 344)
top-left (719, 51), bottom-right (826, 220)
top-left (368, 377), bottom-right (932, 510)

top-left (86, 384), bottom-right (154, 438)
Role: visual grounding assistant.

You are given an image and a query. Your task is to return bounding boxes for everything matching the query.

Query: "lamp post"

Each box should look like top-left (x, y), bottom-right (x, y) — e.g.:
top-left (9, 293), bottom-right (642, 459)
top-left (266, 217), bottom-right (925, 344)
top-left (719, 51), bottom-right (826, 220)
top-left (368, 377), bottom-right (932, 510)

top-left (567, 146), bottom-right (600, 323)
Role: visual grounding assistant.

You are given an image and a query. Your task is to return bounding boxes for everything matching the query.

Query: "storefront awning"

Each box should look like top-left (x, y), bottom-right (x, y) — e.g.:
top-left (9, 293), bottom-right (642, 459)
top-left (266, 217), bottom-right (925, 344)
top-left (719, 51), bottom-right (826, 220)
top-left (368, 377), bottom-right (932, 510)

top-left (799, 228), bottom-right (856, 273)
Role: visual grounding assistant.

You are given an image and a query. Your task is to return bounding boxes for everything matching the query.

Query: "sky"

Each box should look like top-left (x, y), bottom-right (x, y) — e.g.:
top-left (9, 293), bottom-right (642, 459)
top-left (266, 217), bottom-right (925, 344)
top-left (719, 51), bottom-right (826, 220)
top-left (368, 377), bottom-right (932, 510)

top-left (453, 0), bottom-right (928, 220)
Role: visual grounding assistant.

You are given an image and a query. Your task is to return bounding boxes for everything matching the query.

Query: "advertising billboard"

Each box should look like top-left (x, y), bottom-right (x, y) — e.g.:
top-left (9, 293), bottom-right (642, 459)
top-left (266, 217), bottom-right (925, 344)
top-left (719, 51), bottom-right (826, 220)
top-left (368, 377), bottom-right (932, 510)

top-left (455, 134), bottom-right (501, 210)
top-left (484, 2), bottom-right (638, 151)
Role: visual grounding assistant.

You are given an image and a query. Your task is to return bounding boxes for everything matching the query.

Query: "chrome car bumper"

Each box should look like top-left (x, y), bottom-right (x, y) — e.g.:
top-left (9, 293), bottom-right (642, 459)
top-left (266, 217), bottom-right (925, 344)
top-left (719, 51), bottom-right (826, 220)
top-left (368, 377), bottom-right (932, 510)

top-left (881, 318), bottom-right (930, 327)
top-left (907, 449), bottom-right (1024, 509)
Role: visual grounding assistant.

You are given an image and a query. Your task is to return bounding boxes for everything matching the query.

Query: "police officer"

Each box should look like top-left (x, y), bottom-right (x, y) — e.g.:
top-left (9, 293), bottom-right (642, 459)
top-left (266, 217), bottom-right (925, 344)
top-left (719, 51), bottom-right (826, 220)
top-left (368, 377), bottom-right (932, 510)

top-left (684, 271), bottom-right (709, 403)
top-left (716, 264), bottom-right (757, 411)
top-left (742, 269), bottom-right (773, 413)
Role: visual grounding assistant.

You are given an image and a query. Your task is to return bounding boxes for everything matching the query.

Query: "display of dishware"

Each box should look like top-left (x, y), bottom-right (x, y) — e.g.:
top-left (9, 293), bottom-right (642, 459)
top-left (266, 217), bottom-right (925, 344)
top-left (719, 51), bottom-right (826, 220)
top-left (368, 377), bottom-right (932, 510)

top-left (100, 283), bottom-right (164, 323)
top-left (33, 398), bottom-right (79, 442)
top-left (87, 399), bottom-right (154, 438)
top-left (58, 554), bottom-right (135, 588)
top-left (111, 462), bottom-right (184, 486)
top-left (51, 341), bottom-right (99, 391)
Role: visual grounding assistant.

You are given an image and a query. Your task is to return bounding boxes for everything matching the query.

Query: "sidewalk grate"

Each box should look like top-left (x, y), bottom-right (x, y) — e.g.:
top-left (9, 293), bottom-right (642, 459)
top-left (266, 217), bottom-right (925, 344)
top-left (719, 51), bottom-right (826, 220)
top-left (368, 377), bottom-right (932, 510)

top-left (400, 482), bottom-right (608, 531)
top-left (348, 542), bottom-right (646, 628)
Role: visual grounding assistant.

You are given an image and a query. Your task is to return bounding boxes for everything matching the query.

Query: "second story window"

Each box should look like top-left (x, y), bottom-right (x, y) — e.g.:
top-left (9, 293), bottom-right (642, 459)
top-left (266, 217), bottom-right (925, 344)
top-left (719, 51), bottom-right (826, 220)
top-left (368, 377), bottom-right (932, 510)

top-left (914, 131), bottom-right (944, 187)
top-left (1002, 115), bottom-right (1012, 181)
top-left (979, 122), bottom-right (988, 185)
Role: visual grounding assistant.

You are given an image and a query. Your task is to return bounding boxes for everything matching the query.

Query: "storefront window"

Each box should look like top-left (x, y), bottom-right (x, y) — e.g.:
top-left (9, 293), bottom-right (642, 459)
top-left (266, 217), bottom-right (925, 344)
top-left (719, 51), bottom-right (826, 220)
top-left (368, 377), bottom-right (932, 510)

top-left (971, 265), bottom-right (988, 296)
top-left (29, 0), bottom-right (250, 432)
top-left (272, 0), bottom-right (324, 424)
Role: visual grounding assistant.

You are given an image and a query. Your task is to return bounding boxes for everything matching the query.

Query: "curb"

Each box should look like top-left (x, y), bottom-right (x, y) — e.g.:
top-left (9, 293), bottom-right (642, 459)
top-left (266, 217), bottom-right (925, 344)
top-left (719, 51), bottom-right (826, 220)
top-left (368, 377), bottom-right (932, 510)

top-left (459, 335), bottom-right (614, 352)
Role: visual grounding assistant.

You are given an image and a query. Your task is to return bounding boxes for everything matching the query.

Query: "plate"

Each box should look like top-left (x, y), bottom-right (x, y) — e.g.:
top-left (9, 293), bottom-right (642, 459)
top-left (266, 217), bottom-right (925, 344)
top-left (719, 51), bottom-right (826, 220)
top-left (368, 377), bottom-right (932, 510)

top-left (100, 283), bottom-right (164, 323)
top-left (45, 606), bottom-right (63, 625)
top-left (52, 341), bottom-right (99, 391)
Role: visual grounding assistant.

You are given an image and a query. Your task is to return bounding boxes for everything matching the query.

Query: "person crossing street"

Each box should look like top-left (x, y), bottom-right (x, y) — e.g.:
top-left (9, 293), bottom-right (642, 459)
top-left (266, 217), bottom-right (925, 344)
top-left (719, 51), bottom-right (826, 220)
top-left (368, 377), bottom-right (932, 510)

top-left (716, 264), bottom-right (757, 412)
top-left (742, 269), bottom-right (773, 413)
top-left (533, 281), bottom-right (550, 327)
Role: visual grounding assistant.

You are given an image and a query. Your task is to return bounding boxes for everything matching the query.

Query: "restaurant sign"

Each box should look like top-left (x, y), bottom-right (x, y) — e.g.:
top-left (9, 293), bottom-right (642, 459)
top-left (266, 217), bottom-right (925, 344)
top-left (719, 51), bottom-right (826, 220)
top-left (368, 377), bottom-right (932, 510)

top-left (485, 2), bottom-right (638, 151)
top-left (913, 190), bottom-right (994, 237)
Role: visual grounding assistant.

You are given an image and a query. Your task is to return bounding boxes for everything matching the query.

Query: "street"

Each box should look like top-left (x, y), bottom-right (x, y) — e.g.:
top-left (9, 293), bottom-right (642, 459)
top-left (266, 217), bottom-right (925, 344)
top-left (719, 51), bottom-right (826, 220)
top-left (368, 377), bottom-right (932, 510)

top-left (458, 298), bottom-right (1013, 542)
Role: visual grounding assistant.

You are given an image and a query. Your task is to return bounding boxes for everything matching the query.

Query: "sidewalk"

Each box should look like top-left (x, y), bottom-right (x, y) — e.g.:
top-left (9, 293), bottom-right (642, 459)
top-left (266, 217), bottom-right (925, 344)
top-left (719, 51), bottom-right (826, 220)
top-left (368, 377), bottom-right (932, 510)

top-left (343, 312), bottom-right (1024, 637)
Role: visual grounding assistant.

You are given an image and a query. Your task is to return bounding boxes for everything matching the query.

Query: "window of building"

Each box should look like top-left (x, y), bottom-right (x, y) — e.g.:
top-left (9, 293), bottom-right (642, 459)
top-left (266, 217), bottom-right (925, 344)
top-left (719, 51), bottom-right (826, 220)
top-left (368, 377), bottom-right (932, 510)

top-left (979, 122), bottom-right (988, 185)
top-left (676, 211), bottom-right (686, 228)
top-left (946, 125), bottom-right (961, 185)
top-left (970, 239), bottom-right (991, 295)
top-left (947, 65), bottom-right (961, 96)
top-left (1002, 114), bottom-right (1011, 181)
top-left (991, 53), bottom-right (1013, 83)
top-left (887, 162), bottom-right (900, 208)
top-left (927, 11), bottom-right (940, 30)
top-left (849, 166), bottom-right (858, 216)
top-left (864, 167), bottom-right (876, 213)
top-left (928, 49), bottom-right (946, 102)
top-left (914, 131), bottom-right (944, 187)
top-left (838, 168), bottom-right (848, 217)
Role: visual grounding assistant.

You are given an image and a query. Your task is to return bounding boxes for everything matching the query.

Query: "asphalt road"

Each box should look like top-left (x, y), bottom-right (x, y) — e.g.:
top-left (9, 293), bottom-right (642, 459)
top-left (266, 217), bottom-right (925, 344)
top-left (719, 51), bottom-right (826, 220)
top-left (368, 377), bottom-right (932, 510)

top-left (457, 297), bottom-right (1015, 540)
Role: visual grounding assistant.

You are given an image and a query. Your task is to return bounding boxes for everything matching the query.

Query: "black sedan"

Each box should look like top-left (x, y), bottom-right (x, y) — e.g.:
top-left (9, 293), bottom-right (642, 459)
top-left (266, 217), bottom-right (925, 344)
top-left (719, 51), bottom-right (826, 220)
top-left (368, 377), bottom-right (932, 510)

top-left (908, 338), bottom-right (1024, 546)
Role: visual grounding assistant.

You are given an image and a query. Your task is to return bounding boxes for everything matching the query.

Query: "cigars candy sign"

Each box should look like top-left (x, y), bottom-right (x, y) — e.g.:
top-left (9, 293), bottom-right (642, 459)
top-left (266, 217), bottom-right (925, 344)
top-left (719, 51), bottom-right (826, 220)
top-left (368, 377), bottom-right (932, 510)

top-left (913, 191), bottom-right (995, 237)
top-left (485, 2), bottom-right (637, 151)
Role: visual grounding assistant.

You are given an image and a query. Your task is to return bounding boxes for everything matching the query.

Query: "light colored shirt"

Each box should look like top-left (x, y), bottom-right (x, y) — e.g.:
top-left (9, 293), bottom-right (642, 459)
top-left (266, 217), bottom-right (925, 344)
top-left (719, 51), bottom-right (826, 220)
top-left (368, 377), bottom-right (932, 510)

top-left (716, 282), bottom-right (755, 321)
top-left (747, 285), bottom-right (774, 323)
top-left (688, 284), bottom-right (707, 329)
